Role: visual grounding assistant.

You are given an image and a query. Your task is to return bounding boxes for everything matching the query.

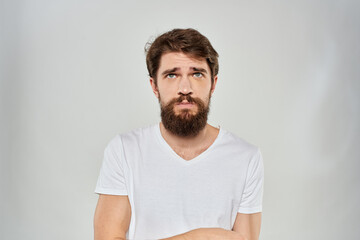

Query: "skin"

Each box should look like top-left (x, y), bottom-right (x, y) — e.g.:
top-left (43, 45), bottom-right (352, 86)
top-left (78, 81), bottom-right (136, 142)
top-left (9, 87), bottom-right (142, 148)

top-left (94, 52), bottom-right (262, 240)
top-left (94, 195), bottom-right (130, 240)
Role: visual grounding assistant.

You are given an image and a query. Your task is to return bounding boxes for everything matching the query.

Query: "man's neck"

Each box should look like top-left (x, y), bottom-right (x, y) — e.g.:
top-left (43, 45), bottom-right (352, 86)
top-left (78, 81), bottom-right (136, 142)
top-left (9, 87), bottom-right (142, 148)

top-left (159, 122), bottom-right (218, 150)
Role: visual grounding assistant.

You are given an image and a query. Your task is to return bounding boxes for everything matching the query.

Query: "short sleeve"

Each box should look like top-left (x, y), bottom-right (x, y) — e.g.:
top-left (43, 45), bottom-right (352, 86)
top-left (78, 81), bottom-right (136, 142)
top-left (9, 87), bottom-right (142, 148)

top-left (95, 135), bottom-right (128, 195)
top-left (238, 149), bottom-right (264, 213)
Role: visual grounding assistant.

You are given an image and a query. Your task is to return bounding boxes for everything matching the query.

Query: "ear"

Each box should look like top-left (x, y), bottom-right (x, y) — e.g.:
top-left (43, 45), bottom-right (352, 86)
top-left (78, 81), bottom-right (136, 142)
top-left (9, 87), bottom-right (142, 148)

top-left (150, 78), bottom-right (159, 99)
top-left (210, 75), bottom-right (218, 96)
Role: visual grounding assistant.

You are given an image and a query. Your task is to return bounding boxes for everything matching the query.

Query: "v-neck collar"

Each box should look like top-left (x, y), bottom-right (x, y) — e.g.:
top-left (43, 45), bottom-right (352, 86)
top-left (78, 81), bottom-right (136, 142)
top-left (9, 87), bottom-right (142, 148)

top-left (154, 122), bottom-right (224, 164)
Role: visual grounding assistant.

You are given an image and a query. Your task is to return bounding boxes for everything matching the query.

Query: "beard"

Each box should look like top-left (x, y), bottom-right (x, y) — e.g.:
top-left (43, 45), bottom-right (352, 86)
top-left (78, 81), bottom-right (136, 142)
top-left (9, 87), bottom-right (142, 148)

top-left (159, 93), bottom-right (211, 137)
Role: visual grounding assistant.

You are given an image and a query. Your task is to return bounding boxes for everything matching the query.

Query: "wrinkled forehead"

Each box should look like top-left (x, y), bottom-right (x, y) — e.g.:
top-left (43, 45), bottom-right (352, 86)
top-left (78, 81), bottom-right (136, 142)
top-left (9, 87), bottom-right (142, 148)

top-left (158, 52), bottom-right (209, 72)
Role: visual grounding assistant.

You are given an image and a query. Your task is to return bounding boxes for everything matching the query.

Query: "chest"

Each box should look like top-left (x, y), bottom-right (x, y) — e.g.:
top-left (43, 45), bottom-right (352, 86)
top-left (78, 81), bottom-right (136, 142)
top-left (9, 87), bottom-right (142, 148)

top-left (128, 152), bottom-right (247, 231)
top-left (171, 145), bottom-right (209, 161)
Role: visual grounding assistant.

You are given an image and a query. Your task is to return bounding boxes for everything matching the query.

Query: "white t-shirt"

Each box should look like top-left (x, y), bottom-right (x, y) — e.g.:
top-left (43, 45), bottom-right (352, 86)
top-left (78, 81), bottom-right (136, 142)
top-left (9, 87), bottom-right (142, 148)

top-left (95, 123), bottom-right (264, 240)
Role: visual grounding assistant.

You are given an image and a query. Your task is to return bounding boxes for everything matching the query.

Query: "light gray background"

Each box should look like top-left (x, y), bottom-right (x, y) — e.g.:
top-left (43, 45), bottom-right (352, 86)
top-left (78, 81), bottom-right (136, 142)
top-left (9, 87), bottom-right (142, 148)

top-left (1, 0), bottom-right (359, 239)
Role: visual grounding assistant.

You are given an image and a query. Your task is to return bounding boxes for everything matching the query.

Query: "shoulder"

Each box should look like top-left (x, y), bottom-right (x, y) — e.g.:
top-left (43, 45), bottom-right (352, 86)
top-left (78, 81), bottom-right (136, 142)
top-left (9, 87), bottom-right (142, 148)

top-left (103, 124), bottom-right (157, 161)
top-left (219, 130), bottom-right (264, 177)
top-left (219, 128), bottom-right (259, 156)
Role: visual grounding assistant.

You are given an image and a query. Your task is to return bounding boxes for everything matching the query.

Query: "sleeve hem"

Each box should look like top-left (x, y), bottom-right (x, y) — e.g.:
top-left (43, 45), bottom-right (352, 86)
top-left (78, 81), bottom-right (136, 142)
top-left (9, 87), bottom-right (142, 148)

top-left (238, 206), bottom-right (262, 214)
top-left (94, 187), bottom-right (128, 196)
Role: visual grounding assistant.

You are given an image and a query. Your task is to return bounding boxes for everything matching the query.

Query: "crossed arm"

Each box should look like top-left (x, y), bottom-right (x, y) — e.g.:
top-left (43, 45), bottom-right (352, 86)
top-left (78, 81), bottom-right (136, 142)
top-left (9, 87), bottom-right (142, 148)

top-left (94, 195), bottom-right (262, 240)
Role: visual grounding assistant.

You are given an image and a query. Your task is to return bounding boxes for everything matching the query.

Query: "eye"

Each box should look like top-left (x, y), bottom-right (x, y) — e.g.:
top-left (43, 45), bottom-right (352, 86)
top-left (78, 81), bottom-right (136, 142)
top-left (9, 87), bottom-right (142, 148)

top-left (193, 72), bottom-right (203, 78)
top-left (166, 74), bottom-right (176, 79)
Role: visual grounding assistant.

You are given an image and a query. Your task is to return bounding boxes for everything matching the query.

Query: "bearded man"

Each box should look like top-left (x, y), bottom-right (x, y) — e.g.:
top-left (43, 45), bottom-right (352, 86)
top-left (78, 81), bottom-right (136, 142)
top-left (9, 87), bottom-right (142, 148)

top-left (94, 28), bottom-right (264, 240)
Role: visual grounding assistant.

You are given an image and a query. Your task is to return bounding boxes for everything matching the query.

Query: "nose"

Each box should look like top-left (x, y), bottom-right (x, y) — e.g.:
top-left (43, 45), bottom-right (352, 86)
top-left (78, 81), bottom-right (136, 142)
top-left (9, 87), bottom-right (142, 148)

top-left (178, 75), bottom-right (193, 95)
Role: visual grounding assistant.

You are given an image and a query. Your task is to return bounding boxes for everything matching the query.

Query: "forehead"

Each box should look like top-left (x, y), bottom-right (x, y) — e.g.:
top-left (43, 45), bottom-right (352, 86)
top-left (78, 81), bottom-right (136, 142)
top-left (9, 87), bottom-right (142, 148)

top-left (158, 52), bottom-right (209, 71)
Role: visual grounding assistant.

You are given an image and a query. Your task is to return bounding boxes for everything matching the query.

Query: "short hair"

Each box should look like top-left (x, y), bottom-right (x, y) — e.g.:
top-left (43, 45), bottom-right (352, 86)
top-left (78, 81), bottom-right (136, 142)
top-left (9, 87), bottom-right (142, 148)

top-left (145, 28), bottom-right (219, 85)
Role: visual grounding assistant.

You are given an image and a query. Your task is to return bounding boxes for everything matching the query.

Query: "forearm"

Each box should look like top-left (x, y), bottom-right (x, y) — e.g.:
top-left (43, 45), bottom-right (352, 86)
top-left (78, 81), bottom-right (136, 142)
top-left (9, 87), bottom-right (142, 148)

top-left (94, 224), bottom-right (127, 240)
top-left (161, 228), bottom-right (247, 240)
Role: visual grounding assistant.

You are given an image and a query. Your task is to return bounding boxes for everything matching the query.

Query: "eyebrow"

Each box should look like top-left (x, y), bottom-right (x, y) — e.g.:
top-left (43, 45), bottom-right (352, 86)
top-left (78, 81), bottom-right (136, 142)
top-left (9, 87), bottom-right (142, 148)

top-left (161, 67), bottom-right (208, 76)
top-left (191, 67), bottom-right (208, 74)
top-left (161, 68), bottom-right (179, 76)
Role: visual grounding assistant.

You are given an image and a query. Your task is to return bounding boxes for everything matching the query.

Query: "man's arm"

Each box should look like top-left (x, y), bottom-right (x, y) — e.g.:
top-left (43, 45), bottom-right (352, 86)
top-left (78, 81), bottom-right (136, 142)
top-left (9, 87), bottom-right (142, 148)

top-left (93, 195), bottom-right (260, 240)
top-left (161, 228), bottom-right (247, 240)
top-left (161, 212), bottom-right (261, 240)
top-left (94, 194), bottom-right (131, 240)
top-left (232, 212), bottom-right (262, 240)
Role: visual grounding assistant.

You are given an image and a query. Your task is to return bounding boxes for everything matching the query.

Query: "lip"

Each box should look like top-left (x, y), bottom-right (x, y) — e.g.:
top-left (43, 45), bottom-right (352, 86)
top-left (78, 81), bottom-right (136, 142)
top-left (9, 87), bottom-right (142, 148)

top-left (176, 102), bottom-right (194, 108)
top-left (177, 100), bottom-right (193, 104)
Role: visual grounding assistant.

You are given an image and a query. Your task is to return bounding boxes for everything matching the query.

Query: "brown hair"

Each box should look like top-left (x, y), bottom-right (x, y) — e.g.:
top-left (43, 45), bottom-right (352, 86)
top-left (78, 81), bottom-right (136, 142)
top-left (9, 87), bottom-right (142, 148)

top-left (145, 28), bottom-right (219, 85)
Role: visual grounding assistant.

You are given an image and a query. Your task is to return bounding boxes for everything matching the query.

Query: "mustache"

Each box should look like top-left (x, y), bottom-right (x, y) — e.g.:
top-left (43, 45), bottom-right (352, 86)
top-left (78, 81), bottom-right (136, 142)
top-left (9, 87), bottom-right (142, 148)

top-left (160, 94), bottom-right (208, 109)
top-left (176, 94), bottom-right (195, 103)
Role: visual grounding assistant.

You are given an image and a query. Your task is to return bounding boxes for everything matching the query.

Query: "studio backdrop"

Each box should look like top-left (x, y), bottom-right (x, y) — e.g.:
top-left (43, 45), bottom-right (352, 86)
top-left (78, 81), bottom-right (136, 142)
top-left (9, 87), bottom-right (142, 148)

top-left (1, 0), bottom-right (359, 239)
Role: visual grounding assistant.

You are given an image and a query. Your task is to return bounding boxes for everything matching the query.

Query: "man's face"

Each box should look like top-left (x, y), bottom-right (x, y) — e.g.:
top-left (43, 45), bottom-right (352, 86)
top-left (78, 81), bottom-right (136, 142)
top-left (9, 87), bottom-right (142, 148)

top-left (150, 52), bottom-right (218, 136)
